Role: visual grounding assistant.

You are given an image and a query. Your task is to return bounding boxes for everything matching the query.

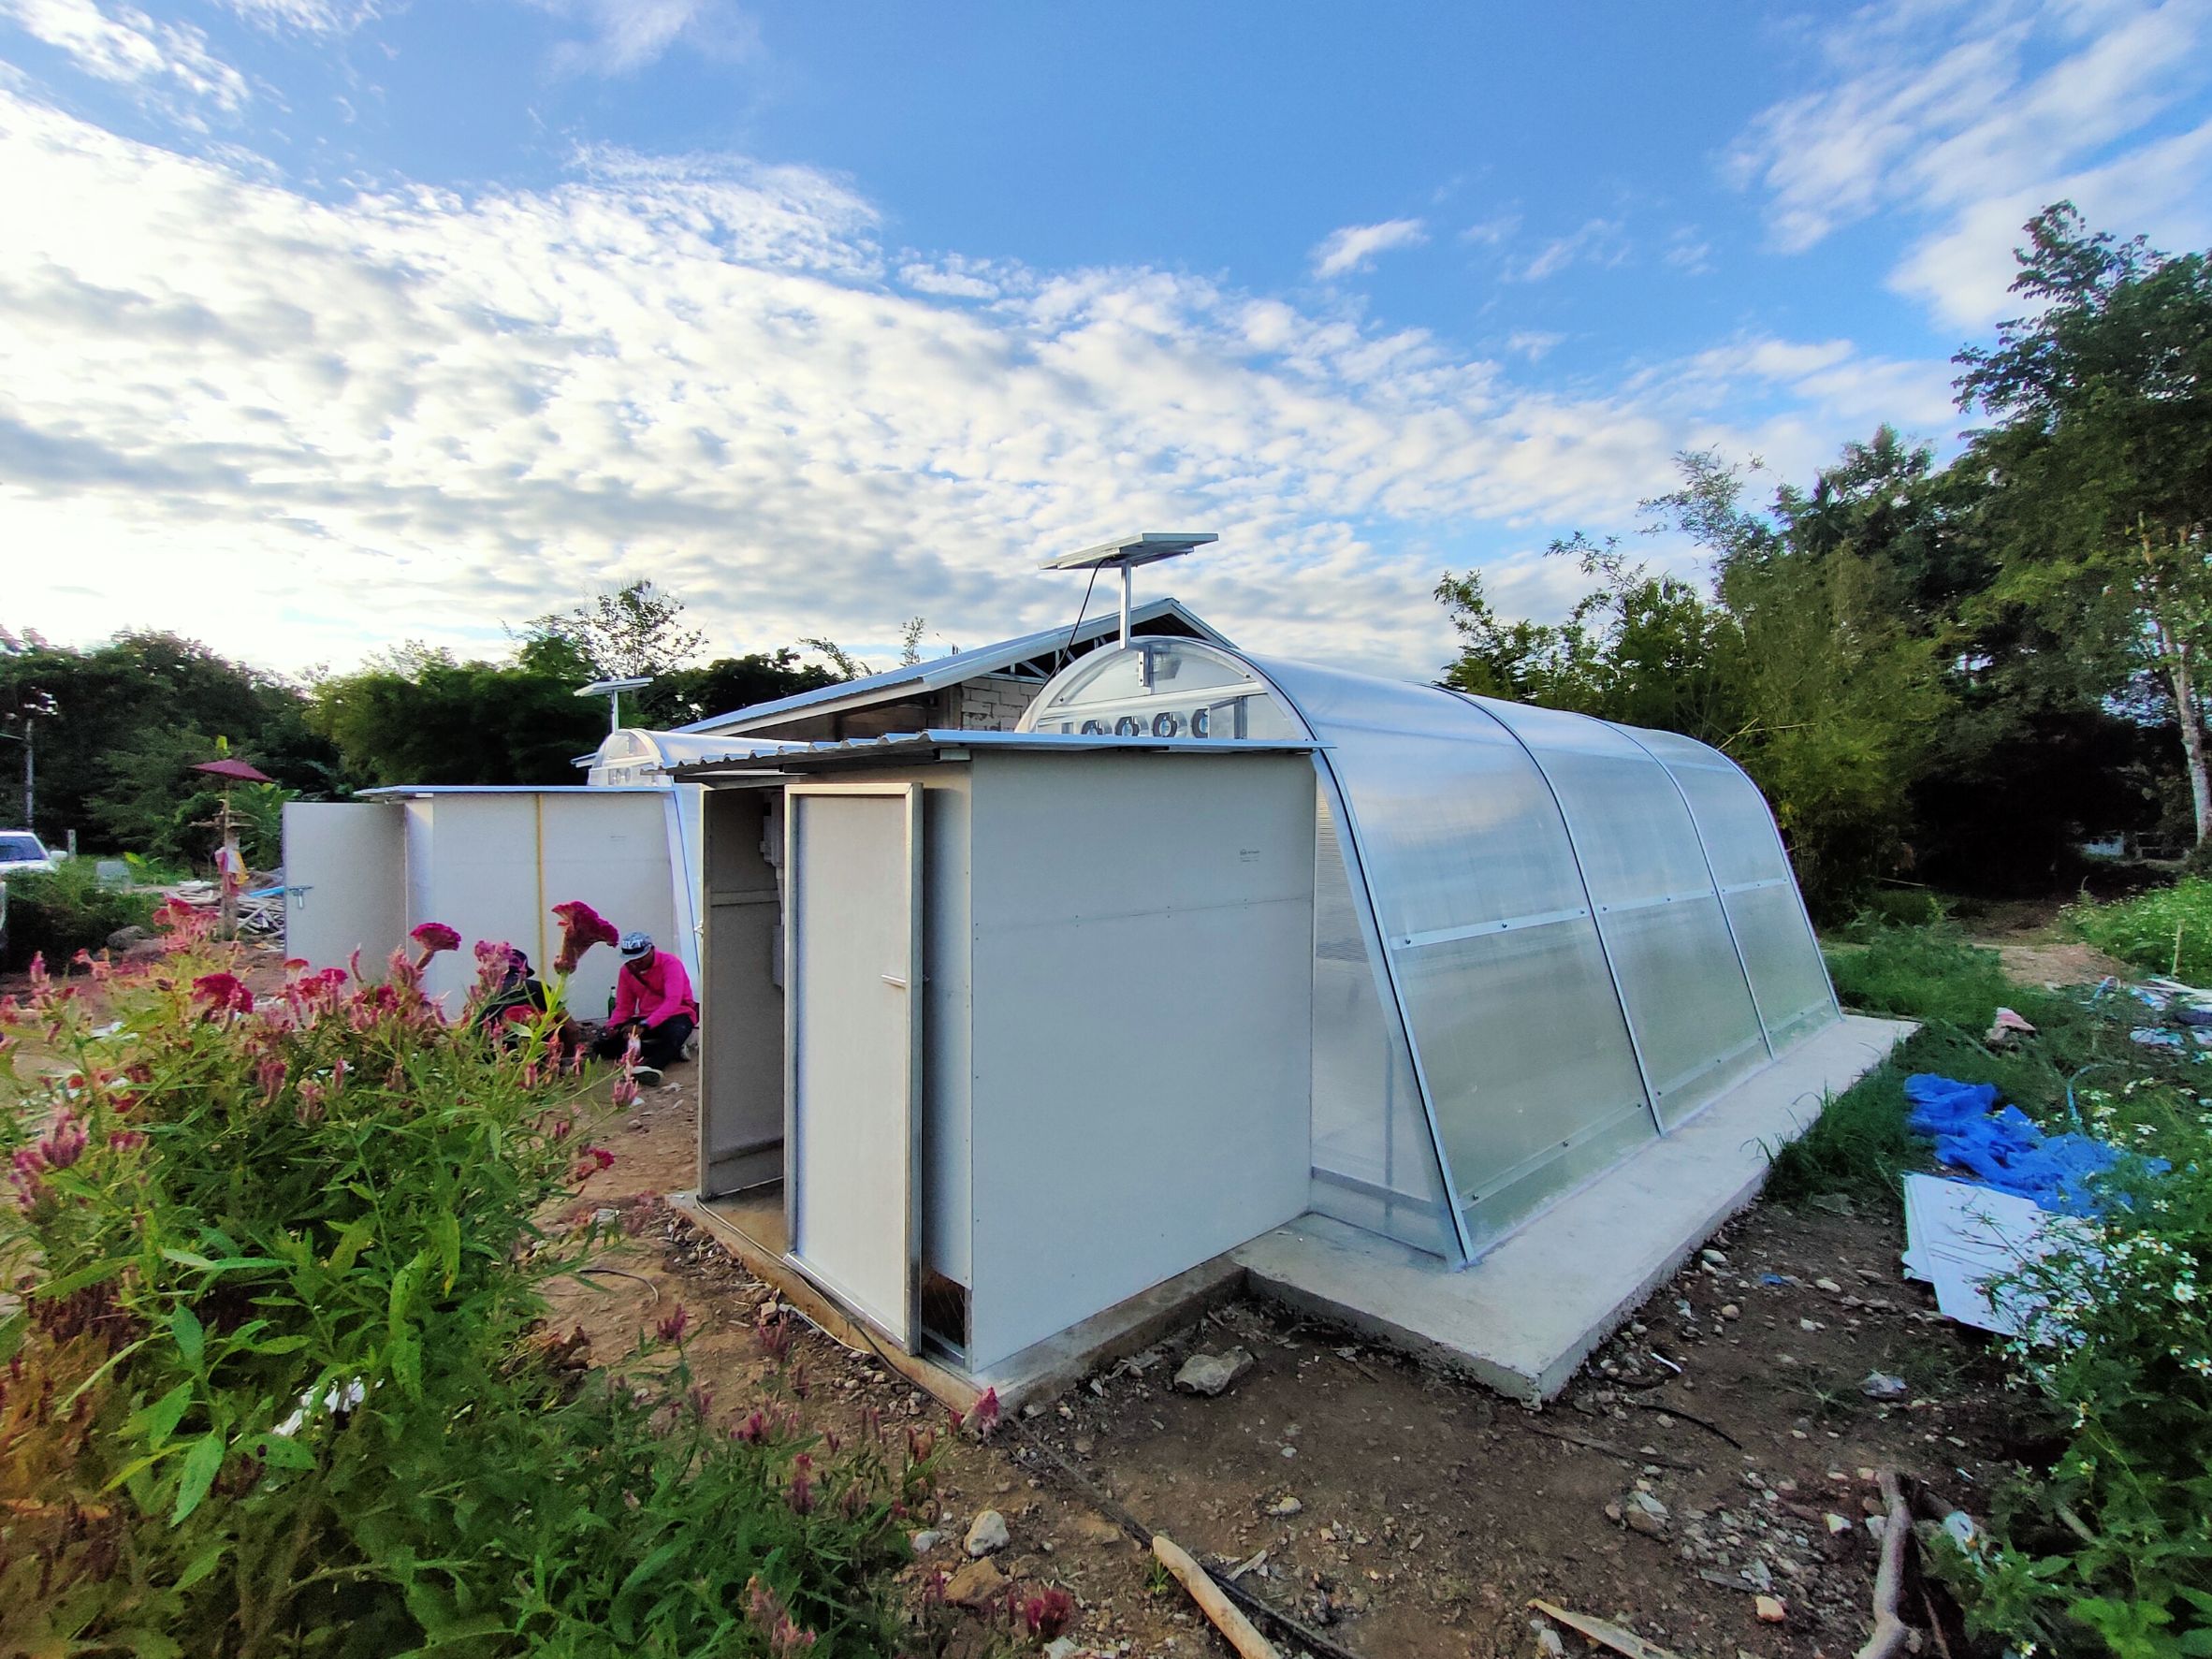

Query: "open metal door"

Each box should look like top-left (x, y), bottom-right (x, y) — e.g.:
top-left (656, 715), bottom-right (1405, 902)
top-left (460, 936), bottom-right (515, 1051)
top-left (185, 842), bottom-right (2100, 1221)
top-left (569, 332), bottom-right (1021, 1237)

top-left (282, 801), bottom-right (405, 970)
top-left (784, 783), bottom-right (923, 1348)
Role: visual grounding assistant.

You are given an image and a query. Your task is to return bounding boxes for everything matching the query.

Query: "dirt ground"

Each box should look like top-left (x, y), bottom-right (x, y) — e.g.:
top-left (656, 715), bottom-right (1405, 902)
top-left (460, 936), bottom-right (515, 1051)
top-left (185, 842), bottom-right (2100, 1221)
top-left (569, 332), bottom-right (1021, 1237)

top-left (1955, 897), bottom-right (2131, 990)
top-left (5, 937), bottom-right (2041, 1658)
top-left (557, 1063), bottom-right (2021, 1659)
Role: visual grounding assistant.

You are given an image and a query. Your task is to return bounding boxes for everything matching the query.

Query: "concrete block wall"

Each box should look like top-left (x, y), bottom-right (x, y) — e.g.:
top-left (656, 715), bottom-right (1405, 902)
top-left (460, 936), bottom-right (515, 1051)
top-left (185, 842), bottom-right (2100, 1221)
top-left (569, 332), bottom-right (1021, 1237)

top-left (956, 675), bottom-right (1041, 731)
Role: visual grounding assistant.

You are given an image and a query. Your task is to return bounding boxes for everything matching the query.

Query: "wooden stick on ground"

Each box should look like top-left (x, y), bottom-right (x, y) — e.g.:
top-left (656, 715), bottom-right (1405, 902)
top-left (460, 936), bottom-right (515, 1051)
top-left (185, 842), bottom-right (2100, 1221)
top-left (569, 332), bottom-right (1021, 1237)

top-left (1856, 1469), bottom-right (1915, 1659)
top-left (1529, 1598), bottom-right (1683, 1659)
top-left (1154, 1533), bottom-right (1280, 1659)
top-left (1522, 1422), bottom-right (1701, 1472)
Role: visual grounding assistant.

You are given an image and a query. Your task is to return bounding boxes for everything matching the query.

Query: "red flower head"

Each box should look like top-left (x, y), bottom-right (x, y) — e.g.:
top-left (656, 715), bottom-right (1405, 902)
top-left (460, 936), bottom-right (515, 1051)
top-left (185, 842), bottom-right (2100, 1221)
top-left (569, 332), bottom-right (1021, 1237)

top-left (731, 1407), bottom-right (771, 1444)
top-left (154, 896), bottom-right (215, 944)
top-left (1022, 1589), bottom-right (1075, 1639)
top-left (550, 900), bottom-right (618, 973)
top-left (964, 1386), bottom-right (1001, 1438)
top-left (410, 922), bottom-right (461, 968)
top-left (786, 1454), bottom-right (816, 1516)
top-left (191, 972), bottom-right (255, 1016)
top-left (654, 1304), bottom-right (691, 1345)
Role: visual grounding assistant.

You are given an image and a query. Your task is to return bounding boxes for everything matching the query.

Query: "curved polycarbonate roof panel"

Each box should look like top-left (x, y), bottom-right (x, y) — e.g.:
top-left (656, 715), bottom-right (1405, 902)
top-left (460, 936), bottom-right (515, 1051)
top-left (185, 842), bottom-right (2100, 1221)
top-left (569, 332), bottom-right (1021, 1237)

top-left (1607, 724), bottom-right (1838, 1049)
top-left (1245, 655), bottom-right (1660, 1258)
top-left (1016, 638), bottom-right (1839, 1263)
top-left (1477, 700), bottom-right (1768, 1127)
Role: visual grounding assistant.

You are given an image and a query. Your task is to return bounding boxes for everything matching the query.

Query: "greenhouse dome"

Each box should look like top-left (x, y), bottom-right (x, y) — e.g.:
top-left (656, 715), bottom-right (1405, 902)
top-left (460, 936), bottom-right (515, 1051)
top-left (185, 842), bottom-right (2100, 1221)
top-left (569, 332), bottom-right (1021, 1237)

top-left (1018, 636), bottom-right (1840, 1265)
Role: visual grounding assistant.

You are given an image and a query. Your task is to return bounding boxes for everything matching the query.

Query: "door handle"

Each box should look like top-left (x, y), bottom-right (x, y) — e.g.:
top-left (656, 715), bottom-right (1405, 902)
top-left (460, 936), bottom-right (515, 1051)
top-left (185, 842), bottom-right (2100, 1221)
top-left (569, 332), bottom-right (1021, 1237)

top-left (880, 973), bottom-right (908, 989)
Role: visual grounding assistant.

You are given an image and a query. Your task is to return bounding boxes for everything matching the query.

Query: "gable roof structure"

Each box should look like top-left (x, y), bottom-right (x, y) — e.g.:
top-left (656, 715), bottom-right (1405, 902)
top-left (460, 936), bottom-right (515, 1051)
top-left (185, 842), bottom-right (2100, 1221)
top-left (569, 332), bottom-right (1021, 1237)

top-left (675, 596), bottom-right (1229, 736)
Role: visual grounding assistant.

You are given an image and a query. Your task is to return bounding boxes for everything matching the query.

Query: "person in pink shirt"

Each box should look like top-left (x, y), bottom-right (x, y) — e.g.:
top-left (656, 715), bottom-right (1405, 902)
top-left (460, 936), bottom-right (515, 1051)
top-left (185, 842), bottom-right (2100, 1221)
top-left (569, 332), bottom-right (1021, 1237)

top-left (592, 930), bottom-right (698, 1083)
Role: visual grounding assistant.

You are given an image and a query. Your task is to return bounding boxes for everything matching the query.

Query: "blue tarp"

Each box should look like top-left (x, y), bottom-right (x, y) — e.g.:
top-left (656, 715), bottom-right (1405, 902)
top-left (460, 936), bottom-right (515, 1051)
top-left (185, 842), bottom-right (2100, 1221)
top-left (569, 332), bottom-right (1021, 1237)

top-left (1903, 1074), bottom-right (2166, 1213)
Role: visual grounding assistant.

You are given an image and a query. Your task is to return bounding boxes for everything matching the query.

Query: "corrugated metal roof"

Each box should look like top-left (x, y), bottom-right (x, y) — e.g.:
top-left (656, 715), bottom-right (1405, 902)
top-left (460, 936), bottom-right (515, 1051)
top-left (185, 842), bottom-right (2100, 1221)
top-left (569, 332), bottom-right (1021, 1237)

top-left (674, 597), bottom-right (1228, 735)
top-left (669, 727), bottom-right (1319, 777)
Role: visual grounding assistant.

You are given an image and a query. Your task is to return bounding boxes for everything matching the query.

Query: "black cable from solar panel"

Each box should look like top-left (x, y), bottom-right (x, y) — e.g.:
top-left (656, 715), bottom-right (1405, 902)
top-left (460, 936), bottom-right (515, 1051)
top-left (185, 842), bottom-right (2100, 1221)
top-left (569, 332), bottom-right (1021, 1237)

top-left (1053, 564), bottom-right (1103, 673)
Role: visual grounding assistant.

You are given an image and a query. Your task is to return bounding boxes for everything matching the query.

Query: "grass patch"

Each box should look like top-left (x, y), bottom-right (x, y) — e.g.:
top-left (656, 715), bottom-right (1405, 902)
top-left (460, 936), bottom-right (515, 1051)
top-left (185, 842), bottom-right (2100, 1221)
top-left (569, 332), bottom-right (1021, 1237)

top-left (2067, 875), bottom-right (2212, 983)
top-left (1825, 922), bottom-right (2014, 1028)
top-left (1770, 923), bottom-right (2204, 1203)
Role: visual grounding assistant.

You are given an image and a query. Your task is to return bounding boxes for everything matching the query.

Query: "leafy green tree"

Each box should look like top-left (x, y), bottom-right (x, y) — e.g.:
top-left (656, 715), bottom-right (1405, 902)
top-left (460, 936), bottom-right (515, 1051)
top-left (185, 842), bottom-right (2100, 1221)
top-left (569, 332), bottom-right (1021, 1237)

top-left (1443, 444), bottom-right (1946, 913)
top-left (636, 649), bottom-right (840, 728)
top-left (1956, 203), bottom-right (2212, 843)
top-left (0, 631), bottom-right (336, 853)
top-left (305, 638), bottom-right (607, 787)
top-left (524, 579), bottom-right (706, 682)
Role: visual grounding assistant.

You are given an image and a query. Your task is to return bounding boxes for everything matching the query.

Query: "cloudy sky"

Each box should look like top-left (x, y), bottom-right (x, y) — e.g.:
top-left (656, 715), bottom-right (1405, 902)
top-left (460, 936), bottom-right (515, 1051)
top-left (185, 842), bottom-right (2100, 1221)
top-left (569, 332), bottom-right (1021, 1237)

top-left (2, 0), bottom-right (2209, 680)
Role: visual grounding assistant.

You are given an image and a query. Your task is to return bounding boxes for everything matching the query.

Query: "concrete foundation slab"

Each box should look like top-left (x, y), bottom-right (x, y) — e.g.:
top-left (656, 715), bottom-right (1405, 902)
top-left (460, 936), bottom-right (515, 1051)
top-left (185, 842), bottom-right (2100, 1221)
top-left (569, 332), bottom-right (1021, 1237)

top-left (1234, 1014), bottom-right (1915, 1403)
top-left (670, 1191), bottom-right (1244, 1418)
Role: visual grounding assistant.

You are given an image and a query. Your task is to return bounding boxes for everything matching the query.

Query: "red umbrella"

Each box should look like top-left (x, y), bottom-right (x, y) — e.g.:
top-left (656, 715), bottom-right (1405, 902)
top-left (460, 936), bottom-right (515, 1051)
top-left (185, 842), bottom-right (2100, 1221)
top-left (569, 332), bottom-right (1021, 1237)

top-left (193, 758), bottom-right (273, 783)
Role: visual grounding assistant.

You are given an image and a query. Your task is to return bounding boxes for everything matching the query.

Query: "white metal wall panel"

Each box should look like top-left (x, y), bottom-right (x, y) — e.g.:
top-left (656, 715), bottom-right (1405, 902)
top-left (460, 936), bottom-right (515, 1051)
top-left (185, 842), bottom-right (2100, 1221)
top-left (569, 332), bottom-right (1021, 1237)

top-left (964, 751), bottom-right (1314, 1371)
top-left (537, 793), bottom-right (682, 1020)
top-left (786, 786), bottom-right (921, 1347)
top-left (282, 802), bottom-right (406, 970)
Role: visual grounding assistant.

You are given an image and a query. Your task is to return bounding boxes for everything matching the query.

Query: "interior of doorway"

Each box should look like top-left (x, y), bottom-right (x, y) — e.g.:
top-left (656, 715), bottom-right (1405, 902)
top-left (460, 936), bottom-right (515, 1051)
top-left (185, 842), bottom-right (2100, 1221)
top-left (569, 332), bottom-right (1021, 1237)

top-left (694, 782), bottom-right (970, 1362)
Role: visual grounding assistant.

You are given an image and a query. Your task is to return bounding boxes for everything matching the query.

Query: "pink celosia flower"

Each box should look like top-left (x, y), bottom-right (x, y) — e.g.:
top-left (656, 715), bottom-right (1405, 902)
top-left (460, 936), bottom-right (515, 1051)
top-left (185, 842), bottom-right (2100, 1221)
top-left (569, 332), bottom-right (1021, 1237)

top-left (1022, 1589), bottom-right (1075, 1639)
top-left (255, 1056), bottom-right (287, 1101)
top-left (964, 1386), bottom-right (1001, 1437)
top-left (108, 1128), bottom-right (148, 1152)
top-left (747, 1577), bottom-right (818, 1657)
top-left (731, 1408), bottom-right (771, 1444)
top-left (610, 1073), bottom-right (640, 1111)
top-left (570, 1145), bottom-right (615, 1183)
top-left (191, 972), bottom-right (255, 1016)
top-left (550, 900), bottom-right (618, 973)
top-left (410, 922), bottom-right (461, 961)
top-left (654, 1304), bottom-right (691, 1345)
top-left (786, 1454), bottom-right (815, 1516)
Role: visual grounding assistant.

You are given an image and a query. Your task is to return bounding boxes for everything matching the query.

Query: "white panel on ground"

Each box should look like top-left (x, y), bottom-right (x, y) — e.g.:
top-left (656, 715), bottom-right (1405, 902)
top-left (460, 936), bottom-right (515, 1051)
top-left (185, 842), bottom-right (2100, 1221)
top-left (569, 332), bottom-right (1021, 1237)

top-left (283, 801), bottom-right (405, 969)
top-left (786, 785), bottom-right (921, 1347)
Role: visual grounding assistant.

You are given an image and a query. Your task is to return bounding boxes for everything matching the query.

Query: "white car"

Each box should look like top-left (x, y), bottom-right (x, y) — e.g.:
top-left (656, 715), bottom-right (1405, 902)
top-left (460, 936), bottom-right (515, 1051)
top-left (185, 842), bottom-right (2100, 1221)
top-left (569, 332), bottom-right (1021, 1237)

top-left (0, 830), bottom-right (57, 879)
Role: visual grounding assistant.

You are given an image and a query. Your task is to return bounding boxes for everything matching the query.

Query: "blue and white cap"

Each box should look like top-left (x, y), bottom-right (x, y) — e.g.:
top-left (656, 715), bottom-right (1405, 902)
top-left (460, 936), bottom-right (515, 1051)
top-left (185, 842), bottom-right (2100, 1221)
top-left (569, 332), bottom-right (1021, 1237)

top-left (619, 930), bottom-right (654, 958)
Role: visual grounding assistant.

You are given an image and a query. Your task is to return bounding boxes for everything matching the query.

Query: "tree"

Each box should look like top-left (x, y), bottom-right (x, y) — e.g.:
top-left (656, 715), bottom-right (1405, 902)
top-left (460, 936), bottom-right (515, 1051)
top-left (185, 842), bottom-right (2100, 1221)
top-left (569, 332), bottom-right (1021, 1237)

top-left (525, 580), bottom-right (706, 681)
top-left (1437, 537), bottom-right (1745, 737)
top-left (634, 650), bottom-right (841, 728)
top-left (304, 640), bottom-right (606, 787)
top-left (1956, 203), bottom-right (2212, 843)
top-left (796, 637), bottom-right (872, 680)
top-left (0, 631), bottom-right (337, 852)
top-left (1442, 444), bottom-right (1947, 913)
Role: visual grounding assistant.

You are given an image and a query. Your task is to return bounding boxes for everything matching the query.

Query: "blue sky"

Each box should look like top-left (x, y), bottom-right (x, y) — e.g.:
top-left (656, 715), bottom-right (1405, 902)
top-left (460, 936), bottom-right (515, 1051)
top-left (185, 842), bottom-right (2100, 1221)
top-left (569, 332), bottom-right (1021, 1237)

top-left (3, 0), bottom-right (2209, 679)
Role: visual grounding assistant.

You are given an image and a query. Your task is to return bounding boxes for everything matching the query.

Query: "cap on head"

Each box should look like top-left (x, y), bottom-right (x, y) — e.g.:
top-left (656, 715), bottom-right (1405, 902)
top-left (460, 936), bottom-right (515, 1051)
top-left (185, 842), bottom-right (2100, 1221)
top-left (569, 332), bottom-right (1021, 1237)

top-left (619, 931), bottom-right (654, 958)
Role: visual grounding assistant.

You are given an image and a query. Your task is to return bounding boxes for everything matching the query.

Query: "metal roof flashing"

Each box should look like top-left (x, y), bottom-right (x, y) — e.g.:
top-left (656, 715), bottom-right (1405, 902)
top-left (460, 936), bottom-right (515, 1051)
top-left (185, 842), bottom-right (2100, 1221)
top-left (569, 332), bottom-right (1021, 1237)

top-left (669, 728), bottom-right (1322, 779)
top-left (672, 597), bottom-right (1230, 736)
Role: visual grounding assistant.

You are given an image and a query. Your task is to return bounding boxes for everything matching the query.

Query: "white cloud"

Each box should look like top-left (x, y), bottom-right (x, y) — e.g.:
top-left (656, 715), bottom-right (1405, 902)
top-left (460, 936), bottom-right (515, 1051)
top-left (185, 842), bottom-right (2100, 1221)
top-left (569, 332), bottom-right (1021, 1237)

top-left (1729, 0), bottom-right (2212, 325)
top-left (0, 92), bottom-right (1966, 678)
top-left (0, 0), bottom-right (248, 114)
top-left (1663, 227), bottom-right (1713, 274)
top-left (1505, 329), bottom-right (1564, 360)
top-left (525, 0), bottom-right (757, 75)
top-left (1460, 211), bottom-right (1521, 246)
top-left (1511, 217), bottom-right (1628, 282)
top-left (1310, 217), bottom-right (1427, 279)
top-left (215, 0), bottom-right (381, 34)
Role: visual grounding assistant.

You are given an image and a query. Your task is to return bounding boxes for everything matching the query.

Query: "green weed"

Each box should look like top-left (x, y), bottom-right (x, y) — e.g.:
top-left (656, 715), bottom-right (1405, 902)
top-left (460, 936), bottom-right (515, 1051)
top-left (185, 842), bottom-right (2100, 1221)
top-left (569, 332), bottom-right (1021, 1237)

top-left (2068, 877), bottom-right (2212, 984)
top-left (0, 909), bottom-right (939, 1657)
